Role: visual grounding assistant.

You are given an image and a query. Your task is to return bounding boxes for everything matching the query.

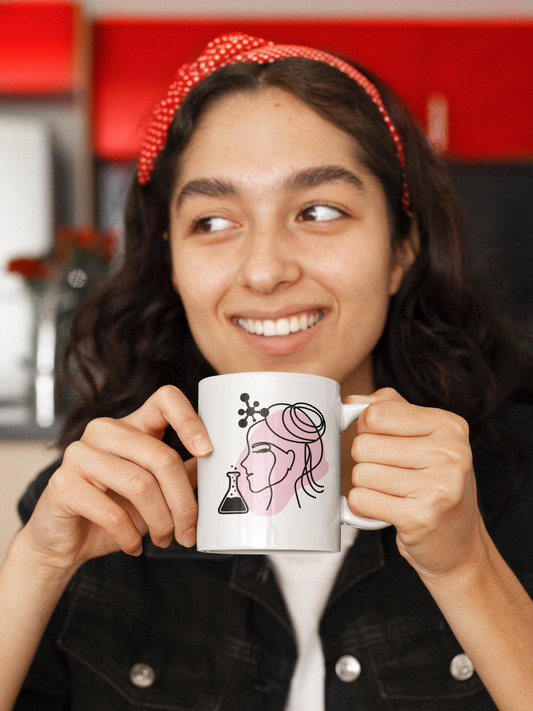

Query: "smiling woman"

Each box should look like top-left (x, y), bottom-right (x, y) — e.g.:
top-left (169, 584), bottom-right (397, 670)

top-left (168, 86), bottom-right (413, 387)
top-left (3, 32), bottom-right (533, 711)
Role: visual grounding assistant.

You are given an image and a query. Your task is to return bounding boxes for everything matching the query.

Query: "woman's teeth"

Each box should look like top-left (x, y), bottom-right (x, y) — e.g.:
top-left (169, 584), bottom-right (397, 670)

top-left (238, 312), bottom-right (323, 337)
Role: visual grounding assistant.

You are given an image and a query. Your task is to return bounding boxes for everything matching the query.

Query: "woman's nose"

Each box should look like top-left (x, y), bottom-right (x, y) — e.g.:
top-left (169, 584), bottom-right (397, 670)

top-left (237, 222), bottom-right (301, 294)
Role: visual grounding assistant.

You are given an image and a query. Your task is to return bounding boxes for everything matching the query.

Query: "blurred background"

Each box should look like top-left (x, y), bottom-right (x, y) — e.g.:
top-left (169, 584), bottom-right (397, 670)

top-left (1, 0), bottom-right (533, 561)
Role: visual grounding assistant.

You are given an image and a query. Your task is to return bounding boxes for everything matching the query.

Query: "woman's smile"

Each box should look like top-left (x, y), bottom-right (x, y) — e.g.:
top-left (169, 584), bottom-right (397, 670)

top-left (233, 309), bottom-right (328, 357)
top-left (236, 310), bottom-right (325, 337)
top-left (169, 86), bottom-right (417, 395)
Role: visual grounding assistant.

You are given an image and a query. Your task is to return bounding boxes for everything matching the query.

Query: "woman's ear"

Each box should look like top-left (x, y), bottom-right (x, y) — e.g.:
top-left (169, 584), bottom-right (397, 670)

top-left (389, 212), bottom-right (420, 296)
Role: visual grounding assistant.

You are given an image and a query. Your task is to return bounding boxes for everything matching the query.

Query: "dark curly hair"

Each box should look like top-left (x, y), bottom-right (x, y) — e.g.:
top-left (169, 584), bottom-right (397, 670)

top-left (60, 56), bottom-right (533, 521)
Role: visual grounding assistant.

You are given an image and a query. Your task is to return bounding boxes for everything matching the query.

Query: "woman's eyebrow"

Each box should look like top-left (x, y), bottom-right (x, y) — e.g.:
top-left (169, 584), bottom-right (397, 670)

top-left (176, 165), bottom-right (363, 208)
top-left (286, 165), bottom-right (364, 191)
top-left (176, 178), bottom-right (236, 208)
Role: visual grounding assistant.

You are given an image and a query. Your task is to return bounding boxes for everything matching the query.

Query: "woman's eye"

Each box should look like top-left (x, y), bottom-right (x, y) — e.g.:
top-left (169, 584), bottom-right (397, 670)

top-left (299, 204), bottom-right (344, 222)
top-left (252, 443), bottom-right (272, 454)
top-left (192, 216), bottom-right (236, 233)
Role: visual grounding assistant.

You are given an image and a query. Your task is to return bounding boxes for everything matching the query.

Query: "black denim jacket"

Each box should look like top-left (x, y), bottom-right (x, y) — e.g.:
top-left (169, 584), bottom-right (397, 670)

top-left (15, 404), bottom-right (533, 710)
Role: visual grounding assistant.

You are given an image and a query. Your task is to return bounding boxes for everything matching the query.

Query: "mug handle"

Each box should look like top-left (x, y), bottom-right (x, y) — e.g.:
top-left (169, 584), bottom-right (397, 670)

top-left (339, 402), bottom-right (391, 531)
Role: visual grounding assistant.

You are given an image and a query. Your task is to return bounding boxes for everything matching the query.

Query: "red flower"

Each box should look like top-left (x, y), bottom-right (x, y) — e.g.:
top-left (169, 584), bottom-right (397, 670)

top-left (75, 226), bottom-right (99, 248)
top-left (6, 225), bottom-right (117, 285)
top-left (54, 224), bottom-right (116, 262)
top-left (7, 257), bottom-right (52, 280)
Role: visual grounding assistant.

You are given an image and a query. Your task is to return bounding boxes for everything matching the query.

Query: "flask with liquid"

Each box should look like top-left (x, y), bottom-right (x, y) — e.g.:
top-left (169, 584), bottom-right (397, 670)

top-left (218, 469), bottom-right (249, 514)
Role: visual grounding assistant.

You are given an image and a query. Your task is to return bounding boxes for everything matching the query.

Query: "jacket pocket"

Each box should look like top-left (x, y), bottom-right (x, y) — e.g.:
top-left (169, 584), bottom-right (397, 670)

top-left (57, 577), bottom-right (240, 710)
top-left (367, 613), bottom-right (494, 706)
top-left (347, 612), bottom-right (496, 708)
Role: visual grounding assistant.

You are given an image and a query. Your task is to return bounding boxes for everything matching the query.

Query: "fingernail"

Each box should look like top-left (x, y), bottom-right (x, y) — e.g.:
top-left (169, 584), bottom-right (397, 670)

top-left (346, 394), bottom-right (375, 403)
top-left (181, 527), bottom-right (196, 548)
top-left (193, 434), bottom-right (213, 456)
top-left (159, 536), bottom-right (173, 549)
top-left (131, 545), bottom-right (143, 557)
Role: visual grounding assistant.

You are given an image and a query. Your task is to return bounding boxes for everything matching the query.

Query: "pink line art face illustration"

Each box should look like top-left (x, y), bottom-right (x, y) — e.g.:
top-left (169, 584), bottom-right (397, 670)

top-left (242, 440), bottom-right (296, 493)
top-left (234, 401), bottom-right (329, 516)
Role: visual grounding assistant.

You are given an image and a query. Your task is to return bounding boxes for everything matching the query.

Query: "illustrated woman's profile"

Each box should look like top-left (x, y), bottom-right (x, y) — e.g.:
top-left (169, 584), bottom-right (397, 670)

top-left (218, 394), bottom-right (329, 516)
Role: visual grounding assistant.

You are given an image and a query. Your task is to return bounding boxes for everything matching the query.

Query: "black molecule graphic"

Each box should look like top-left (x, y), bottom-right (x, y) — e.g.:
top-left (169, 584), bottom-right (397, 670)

top-left (238, 393), bottom-right (269, 428)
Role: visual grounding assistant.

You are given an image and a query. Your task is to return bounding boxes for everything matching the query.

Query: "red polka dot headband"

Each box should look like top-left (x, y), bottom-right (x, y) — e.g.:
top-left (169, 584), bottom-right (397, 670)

top-left (137, 32), bottom-right (410, 212)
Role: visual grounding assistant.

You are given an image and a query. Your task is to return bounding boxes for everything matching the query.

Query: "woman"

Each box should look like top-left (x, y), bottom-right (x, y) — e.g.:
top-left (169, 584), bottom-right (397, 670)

top-left (238, 401), bottom-right (327, 514)
top-left (1, 33), bottom-right (533, 710)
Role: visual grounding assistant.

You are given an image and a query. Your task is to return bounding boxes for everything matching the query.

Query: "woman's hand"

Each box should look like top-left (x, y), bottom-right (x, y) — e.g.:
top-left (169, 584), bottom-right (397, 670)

top-left (0, 385), bottom-right (210, 710)
top-left (348, 388), bottom-right (533, 711)
top-left (19, 385), bottom-right (212, 573)
top-left (347, 387), bottom-right (484, 581)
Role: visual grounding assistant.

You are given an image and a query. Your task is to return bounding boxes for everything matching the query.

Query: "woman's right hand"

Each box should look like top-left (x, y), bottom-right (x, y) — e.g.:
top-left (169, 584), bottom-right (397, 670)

top-left (18, 385), bottom-right (212, 573)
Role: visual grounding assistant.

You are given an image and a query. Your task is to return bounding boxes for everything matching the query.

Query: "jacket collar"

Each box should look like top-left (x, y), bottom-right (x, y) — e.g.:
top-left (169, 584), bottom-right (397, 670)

top-left (144, 526), bottom-right (389, 629)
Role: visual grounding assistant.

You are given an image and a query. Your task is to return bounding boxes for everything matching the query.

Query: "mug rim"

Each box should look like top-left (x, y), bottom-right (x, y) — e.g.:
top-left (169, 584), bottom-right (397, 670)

top-left (199, 371), bottom-right (340, 387)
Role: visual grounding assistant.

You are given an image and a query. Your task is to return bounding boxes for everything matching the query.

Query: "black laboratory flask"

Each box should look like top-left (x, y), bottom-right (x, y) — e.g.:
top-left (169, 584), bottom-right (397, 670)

top-left (218, 469), bottom-right (249, 514)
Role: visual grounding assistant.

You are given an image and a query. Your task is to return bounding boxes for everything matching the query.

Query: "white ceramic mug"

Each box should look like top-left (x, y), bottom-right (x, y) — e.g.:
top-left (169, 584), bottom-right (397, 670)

top-left (197, 372), bottom-right (390, 554)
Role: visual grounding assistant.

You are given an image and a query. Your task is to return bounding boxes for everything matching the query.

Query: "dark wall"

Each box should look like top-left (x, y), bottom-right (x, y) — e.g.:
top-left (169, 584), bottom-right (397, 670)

top-left (448, 162), bottom-right (533, 332)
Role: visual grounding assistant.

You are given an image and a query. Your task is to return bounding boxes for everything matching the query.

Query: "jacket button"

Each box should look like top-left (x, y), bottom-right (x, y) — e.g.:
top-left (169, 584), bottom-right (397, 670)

top-left (335, 655), bottom-right (362, 682)
top-left (450, 653), bottom-right (475, 681)
top-left (129, 663), bottom-right (156, 688)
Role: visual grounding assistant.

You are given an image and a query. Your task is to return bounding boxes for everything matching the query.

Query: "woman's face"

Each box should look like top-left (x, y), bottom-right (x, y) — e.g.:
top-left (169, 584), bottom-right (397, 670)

top-left (169, 87), bottom-right (416, 396)
top-left (240, 433), bottom-right (296, 494)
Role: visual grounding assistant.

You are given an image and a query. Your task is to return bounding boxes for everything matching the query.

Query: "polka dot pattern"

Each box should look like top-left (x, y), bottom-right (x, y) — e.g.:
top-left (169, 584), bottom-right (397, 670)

top-left (137, 32), bottom-right (410, 211)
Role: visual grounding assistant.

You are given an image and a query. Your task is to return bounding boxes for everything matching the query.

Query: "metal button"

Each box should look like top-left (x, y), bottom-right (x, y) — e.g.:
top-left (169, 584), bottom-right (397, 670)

top-left (450, 653), bottom-right (475, 681)
top-left (129, 663), bottom-right (156, 688)
top-left (335, 655), bottom-right (361, 682)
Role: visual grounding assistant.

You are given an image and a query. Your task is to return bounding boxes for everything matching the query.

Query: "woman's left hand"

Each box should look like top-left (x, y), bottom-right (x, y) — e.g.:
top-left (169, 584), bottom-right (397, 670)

top-left (348, 387), bottom-right (485, 582)
top-left (349, 388), bottom-right (533, 711)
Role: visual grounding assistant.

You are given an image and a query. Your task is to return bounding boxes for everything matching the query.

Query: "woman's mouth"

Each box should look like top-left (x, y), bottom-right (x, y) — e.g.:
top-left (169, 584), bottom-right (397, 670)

top-left (237, 311), bottom-right (324, 337)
